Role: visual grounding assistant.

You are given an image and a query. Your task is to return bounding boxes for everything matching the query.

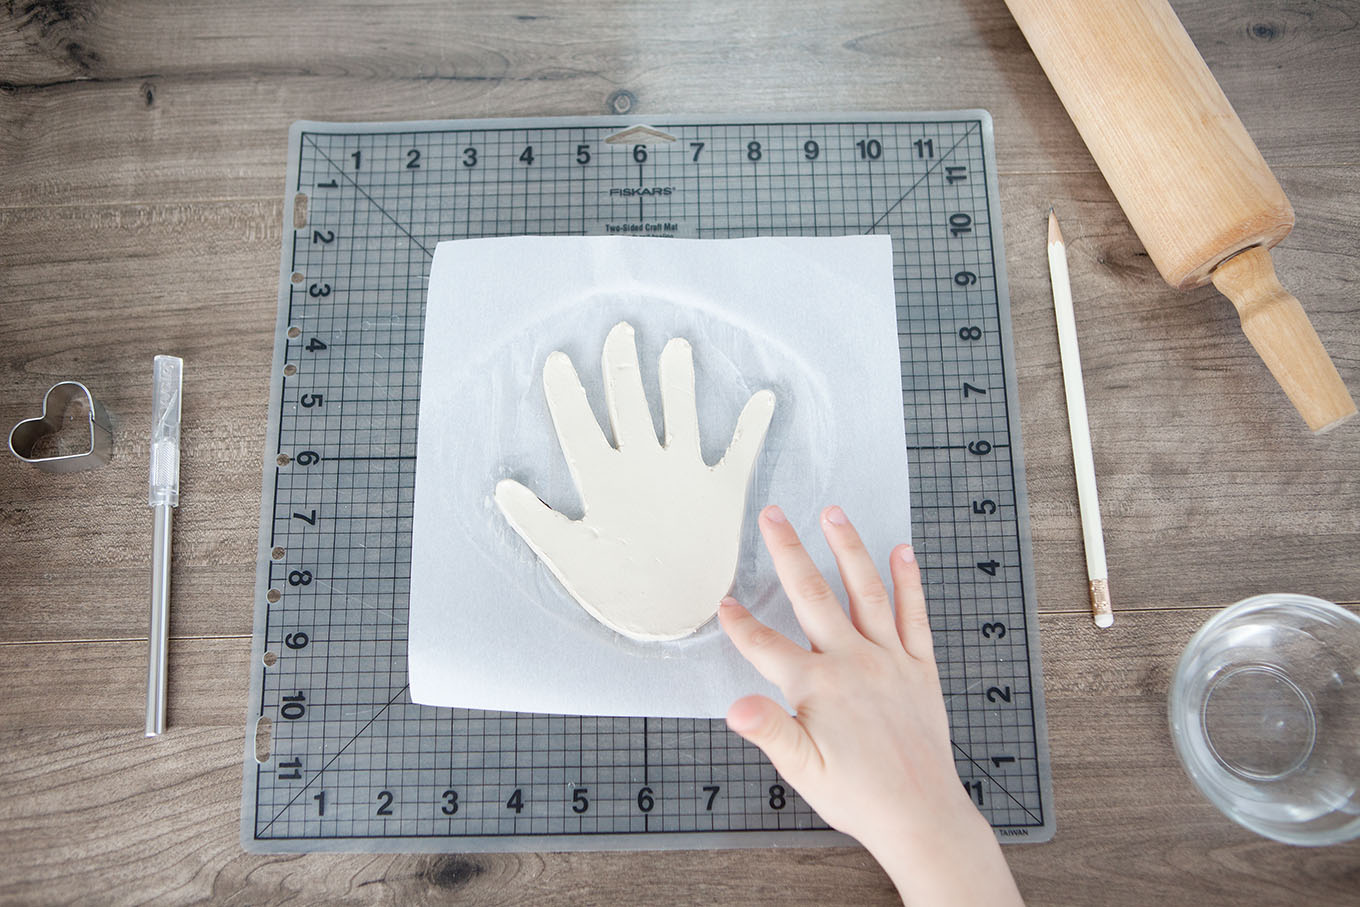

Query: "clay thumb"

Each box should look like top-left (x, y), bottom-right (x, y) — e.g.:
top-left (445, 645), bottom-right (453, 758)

top-left (494, 478), bottom-right (577, 560)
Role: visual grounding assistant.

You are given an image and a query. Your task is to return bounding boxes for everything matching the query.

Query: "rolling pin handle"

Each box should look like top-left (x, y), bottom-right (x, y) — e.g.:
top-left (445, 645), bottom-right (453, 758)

top-left (1210, 246), bottom-right (1356, 434)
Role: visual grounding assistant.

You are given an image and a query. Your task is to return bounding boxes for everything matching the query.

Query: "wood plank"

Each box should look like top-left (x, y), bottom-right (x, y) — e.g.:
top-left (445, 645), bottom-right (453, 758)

top-left (1, 1), bottom-right (1356, 208)
top-left (1006, 163), bottom-right (1360, 616)
top-left (0, 636), bottom-right (248, 729)
top-left (0, 198), bottom-right (277, 642)
top-left (2, 611), bottom-right (1358, 904)
top-left (2, 1), bottom-right (1356, 903)
top-left (3, 167), bottom-right (1356, 643)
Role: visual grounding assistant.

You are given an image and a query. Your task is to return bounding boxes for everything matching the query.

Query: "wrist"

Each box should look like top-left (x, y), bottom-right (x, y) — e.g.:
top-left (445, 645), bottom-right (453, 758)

top-left (861, 808), bottom-right (1017, 906)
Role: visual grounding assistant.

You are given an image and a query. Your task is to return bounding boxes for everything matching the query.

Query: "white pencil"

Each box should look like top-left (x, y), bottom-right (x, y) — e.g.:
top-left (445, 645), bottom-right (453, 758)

top-left (1048, 210), bottom-right (1113, 629)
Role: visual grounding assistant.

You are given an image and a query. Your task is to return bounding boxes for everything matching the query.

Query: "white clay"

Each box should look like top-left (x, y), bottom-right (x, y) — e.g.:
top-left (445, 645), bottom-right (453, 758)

top-left (494, 321), bottom-right (776, 641)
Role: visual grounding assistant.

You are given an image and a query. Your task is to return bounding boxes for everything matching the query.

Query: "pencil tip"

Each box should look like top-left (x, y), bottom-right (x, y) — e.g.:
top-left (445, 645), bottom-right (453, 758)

top-left (1048, 208), bottom-right (1063, 246)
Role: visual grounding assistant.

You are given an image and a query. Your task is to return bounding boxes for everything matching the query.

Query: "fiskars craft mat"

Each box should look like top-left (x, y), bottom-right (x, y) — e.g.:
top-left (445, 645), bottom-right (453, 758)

top-left (243, 113), bottom-right (1054, 852)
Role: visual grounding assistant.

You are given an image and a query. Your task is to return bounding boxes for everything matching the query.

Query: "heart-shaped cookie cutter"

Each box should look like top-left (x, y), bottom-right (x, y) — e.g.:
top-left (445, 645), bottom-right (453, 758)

top-left (9, 381), bottom-right (113, 472)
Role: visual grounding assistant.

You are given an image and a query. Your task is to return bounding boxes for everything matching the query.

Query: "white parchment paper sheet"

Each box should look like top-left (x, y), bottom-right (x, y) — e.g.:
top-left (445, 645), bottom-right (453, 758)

top-left (408, 235), bottom-right (909, 717)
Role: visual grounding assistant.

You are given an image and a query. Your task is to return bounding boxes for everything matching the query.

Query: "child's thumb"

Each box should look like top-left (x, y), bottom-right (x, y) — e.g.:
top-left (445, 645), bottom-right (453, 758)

top-left (726, 695), bottom-right (819, 778)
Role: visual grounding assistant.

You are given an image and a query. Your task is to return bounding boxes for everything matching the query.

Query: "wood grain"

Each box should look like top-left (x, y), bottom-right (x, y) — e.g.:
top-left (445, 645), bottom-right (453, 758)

top-left (2, 0), bottom-right (1358, 903)
top-left (1210, 245), bottom-right (1357, 432)
top-left (2, 172), bottom-right (1354, 642)
top-left (1004, 0), bottom-right (1355, 433)
top-left (2, 610), bottom-right (1358, 905)
top-left (1005, 0), bottom-right (1297, 287)
top-left (1, 2), bottom-right (1357, 208)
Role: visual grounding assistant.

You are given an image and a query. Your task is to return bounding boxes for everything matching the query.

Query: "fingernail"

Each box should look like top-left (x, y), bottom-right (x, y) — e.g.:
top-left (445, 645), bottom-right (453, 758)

top-left (898, 545), bottom-right (916, 564)
top-left (824, 505), bottom-right (848, 526)
top-left (764, 505), bottom-right (787, 524)
top-left (719, 596), bottom-right (740, 609)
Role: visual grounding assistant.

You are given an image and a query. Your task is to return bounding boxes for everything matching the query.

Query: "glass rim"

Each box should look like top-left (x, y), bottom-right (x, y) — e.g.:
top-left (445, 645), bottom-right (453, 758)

top-left (1168, 592), bottom-right (1360, 846)
top-left (1178, 594), bottom-right (1360, 664)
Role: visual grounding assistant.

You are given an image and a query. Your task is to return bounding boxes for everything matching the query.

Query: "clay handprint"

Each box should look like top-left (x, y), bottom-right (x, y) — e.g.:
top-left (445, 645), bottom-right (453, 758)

top-left (495, 321), bottom-right (776, 641)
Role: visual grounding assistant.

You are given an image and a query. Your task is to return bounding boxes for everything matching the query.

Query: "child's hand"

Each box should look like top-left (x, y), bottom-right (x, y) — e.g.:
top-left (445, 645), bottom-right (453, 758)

top-left (718, 505), bottom-right (1023, 906)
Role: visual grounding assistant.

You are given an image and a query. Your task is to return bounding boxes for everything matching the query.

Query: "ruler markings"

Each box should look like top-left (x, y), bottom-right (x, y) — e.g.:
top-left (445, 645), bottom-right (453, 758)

top-left (863, 122), bottom-right (977, 234)
top-left (306, 136), bottom-right (435, 258)
top-left (950, 741), bottom-right (1042, 825)
top-left (923, 124), bottom-right (978, 800)
top-left (260, 684), bottom-right (412, 836)
top-left (246, 116), bottom-right (1052, 850)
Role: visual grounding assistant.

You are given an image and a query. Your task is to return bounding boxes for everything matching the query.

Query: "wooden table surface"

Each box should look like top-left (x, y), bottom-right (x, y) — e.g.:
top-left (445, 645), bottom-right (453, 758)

top-left (2, 1), bottom-right (1357, 903)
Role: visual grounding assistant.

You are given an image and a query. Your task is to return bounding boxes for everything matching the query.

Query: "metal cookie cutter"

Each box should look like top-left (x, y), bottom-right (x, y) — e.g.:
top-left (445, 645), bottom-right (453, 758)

top-left (9, 381), bottom-right (114, 472)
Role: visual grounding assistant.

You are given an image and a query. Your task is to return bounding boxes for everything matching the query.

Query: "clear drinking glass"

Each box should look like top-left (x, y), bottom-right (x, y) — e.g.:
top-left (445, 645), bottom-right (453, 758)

top-left (1169, 593), bottom-right (1360, 845)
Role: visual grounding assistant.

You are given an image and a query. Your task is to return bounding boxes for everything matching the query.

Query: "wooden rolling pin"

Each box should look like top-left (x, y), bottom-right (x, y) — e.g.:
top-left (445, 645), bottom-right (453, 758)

top-left (1004, 0), bottom-right (1356, 433)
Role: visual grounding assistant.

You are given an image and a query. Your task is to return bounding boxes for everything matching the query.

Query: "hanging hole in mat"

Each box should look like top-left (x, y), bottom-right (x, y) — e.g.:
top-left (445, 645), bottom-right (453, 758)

top-left (267, 588), bottom-right (281, 603)
top-left (283, 364), bottom-right (297, 377)
top-left (287, 326), bottom-right (301, 338)
top-left (254, 715), bottom-right (273, 763)
top-left (277, 454), bottom-right (291, 466)
top-left (271, 547), bottom-right (285, 560)
top-left (291, 272), bottom-right (303, 284)
top-left (293, 194), bottom-right (309, 230)
top-left (604, 124), bottom-right (677, 145)
top-left (263, 651), bottom-right (278, 667)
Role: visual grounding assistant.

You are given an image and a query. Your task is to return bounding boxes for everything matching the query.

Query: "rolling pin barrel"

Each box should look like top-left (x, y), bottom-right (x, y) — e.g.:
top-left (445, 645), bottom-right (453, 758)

top-left (1004, 0), bottom-right (1355, 432)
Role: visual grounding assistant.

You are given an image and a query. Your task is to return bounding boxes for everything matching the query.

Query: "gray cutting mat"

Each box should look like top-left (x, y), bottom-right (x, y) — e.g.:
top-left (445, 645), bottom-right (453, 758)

top-left (242, 113), bottom-right (1054, 852)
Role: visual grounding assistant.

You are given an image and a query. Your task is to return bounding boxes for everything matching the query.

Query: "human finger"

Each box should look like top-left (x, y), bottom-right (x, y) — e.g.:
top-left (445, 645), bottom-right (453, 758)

top-left (725, 694), bottom-right (823, 780)
top-left (718, 597), bottom-right (807, 690)
top-left (601, 321), bottom-right (658, 450)
top-left (759, 506), bottom-right (856, 650)
top-left (658, 337), bottom-right (700, 456)
top-left (820, 506), bottom-right (900, 647)
top-left (890, 544), bottom-right (934, 661)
